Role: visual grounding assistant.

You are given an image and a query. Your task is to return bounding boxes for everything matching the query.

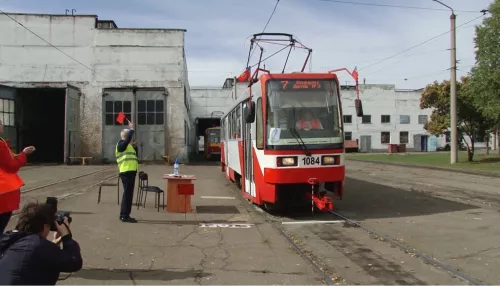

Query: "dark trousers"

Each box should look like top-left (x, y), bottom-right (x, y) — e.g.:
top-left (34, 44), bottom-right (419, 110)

top-left (119, 171), bottom-right (137, 219)
top-left (0, 212), bottom-right (12, 233)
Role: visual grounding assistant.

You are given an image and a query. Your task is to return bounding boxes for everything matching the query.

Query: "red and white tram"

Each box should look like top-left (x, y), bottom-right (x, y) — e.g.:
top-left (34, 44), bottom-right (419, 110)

top-left (220, 33), bottom-right (363, 212)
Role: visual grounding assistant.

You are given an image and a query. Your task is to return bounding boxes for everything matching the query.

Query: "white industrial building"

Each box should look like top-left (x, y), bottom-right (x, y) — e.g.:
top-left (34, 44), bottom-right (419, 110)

top-left (0, 12), bottom-right (191, 164)
top-left (341, 84), bottom-right (442, 152)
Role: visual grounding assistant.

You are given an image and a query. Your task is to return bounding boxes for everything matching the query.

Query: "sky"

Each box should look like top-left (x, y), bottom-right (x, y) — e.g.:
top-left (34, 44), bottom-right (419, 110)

top-left (0, 0), bottom-right (494, 89)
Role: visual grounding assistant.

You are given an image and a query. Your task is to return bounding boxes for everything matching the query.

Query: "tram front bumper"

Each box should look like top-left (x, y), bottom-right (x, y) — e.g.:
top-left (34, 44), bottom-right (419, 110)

top-left (263, 166), bottom-right (345, 184)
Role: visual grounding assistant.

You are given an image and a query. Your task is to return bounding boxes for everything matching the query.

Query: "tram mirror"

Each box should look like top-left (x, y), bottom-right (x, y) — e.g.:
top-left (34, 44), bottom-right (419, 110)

top-left (355, 99), bottom-right (363, 117)
top-left (245, 101), bottom-right (256, 123)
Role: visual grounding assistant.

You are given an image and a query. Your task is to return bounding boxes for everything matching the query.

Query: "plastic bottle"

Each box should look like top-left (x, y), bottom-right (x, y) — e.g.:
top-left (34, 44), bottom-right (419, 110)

top-left (173, 157), bottom-right (179, 176)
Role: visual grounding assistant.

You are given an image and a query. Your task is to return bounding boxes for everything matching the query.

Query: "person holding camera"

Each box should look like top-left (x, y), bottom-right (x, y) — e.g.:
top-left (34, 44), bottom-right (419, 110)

top-left (0, 119), bottom-right (36, 233)
top-left (0, 202), bottom-right (83, 285)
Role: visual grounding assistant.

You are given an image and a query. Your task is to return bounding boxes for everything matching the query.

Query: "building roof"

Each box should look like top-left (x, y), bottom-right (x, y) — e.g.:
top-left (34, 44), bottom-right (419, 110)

top-left (3, 12), bottom-right (187, 32)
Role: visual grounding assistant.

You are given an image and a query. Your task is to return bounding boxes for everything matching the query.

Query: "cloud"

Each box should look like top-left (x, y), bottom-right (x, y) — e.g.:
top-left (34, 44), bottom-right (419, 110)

top-left (0, 0), bottom-right (494, 88)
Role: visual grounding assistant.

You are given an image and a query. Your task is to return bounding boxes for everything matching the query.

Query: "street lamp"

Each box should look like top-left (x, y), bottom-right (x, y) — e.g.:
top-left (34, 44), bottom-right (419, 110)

top-left (433, 0), bottom-right (458, 164)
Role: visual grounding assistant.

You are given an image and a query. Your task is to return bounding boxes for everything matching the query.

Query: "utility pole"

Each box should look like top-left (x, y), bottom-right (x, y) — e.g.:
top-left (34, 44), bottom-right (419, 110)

top-left (433, 0), bottom-right (457, 164)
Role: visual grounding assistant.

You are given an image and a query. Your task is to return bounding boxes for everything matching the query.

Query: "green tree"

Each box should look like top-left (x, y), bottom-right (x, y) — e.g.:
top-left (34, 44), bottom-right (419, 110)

top-left (420, 76), bottom-right (492, 162)
top-left (468, 0), bottom-right (500, 151)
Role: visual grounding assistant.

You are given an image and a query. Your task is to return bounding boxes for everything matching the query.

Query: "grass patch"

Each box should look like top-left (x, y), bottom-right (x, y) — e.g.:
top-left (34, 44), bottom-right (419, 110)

top-left (346, 151), bottom-right (500, 173)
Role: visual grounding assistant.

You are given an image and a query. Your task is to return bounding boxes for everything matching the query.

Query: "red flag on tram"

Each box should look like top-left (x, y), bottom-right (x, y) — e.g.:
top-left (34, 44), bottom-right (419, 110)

top-left (237, 67), bottom-right (251, 82)
top-left (352, 69), bottom-right (359, 81)
top-left (116, 112), bottom-right (126, 124)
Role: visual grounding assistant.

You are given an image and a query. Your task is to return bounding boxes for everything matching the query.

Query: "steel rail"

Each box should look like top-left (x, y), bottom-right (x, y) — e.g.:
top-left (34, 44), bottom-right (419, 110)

top-left (330, 210), bottom-right (485, 285)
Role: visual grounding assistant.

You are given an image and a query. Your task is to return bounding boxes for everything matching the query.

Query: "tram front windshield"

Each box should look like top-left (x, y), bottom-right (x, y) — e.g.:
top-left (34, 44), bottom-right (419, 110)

top-left (265, 79), bottom-right (343, 149)
top-left (207, 129), bottom-right (220, 144)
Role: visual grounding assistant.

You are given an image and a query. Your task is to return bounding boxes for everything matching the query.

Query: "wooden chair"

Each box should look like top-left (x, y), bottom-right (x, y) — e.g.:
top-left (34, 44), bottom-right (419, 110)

top-left (136, 171), bottom-right (165, 212)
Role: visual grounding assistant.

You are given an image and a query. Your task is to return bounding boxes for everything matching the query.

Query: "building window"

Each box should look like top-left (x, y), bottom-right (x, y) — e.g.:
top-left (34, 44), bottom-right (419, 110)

top-left (400, 131), bottom-right (409, 144)
top-left (381, 132), bottom-right (390, 144)
top-left (344, 131), bottom-right (352, 140)
top-left (256, 98), bottom-right (263, 149)
top-left (381, 115), bottom-right (390, 123)
top-left (0, 98), bottom-right (15, 126)
top-left (137, 99), bottom-right (164, 125)
top-left (343, 115), bottom-right (352, 123)
top-left (399, 115), bottom-right (410, 124)
top-left (445, 131), bottom-right (450, 143)
top-left (105, 100), bottom-right (132, 126)
top-left (418, 115), bottom-right (428, 124)
top-left (474, 134), bottom-right (486, 143)
top-left (362, 115), bottom-right (371, 124)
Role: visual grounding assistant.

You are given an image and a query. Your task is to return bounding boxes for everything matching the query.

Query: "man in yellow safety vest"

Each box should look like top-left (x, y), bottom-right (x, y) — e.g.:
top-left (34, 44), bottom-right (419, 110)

top-left (115, 121), bottom-right (138, 223)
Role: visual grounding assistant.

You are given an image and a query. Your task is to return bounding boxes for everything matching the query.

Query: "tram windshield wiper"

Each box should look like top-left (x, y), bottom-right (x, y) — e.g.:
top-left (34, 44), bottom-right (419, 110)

top-left (290, 128), bottom-right (311, 156)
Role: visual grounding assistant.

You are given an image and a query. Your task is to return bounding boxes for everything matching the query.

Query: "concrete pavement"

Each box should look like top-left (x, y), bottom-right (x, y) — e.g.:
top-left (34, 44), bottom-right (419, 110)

top-left (7, 164), bottom-right (325, 285)
top-left (6, 161), bottom-right (500, 284)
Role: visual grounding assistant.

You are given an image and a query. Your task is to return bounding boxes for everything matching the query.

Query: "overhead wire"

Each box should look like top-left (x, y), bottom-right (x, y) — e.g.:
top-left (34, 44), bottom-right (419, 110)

top-left (335, 13), bottom-right (486, 83)
top-left (0, 9), bottom-right (111, 81)
top-left (314, 0), bottom-right (483, 13)
top-left (248, 0), bottom-right (281, 62)
top-left (355, 14), bottom-right (486, 73)
top-left (365, 64), bottom-right (475, 97)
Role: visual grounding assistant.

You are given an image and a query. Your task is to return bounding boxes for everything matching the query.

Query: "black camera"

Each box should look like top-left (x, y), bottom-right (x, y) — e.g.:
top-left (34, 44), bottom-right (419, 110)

top-left (46, 197), bottom-right (72, 232)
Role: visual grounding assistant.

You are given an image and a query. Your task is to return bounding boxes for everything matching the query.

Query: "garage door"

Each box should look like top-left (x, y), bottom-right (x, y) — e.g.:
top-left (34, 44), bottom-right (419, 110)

top-left (0, 84), bottom-right (17, 152)
top-left (102, 90), bottom-right (134, 163)
top-left (135, 90), bottom-right (166, 161)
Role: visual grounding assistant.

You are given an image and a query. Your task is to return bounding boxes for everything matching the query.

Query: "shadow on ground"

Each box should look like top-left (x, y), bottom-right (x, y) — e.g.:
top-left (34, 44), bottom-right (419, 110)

top-left (70, 268), bottom-right (210, 281)
top-left (274, 177), bottom-right (478, 221)
top-left (196, 205), bottom-right (240, 214)
top-left (136, 219), bottom-right (251, 225)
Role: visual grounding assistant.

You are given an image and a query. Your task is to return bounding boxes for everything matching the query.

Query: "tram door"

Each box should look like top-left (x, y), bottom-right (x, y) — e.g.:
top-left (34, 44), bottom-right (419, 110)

top-left (243, 102), bottom-right (255, 197)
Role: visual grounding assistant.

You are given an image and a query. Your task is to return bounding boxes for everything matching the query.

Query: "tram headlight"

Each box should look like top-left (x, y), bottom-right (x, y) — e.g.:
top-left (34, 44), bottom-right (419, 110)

top-left (322, 155), bottom-right (338, 165)
top-left (277, 156), bottom-right (297, 167)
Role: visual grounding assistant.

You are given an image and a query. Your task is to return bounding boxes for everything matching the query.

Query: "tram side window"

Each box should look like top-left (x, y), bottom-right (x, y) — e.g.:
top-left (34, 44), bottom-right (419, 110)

top-left (230, 111), bottom-right (236, 139)
top-left (256, 98), bottom-right (263, 149)
top-left (222, 118), bottom-right (226, 141)
top-left (235, 106), bottom-right (241, 138)
top-left (221, 120), bottom-right (224, 141)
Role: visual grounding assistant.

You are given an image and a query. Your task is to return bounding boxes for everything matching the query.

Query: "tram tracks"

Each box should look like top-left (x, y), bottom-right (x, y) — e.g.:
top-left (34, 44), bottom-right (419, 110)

top-left (328, 210), bottom-right (484, 285)
top-left (13, 166), bottom-right (118, 217)
top-left (21, 166), bottom-right (116, 194)
top-left (258, 205), bottom-right (485, 285)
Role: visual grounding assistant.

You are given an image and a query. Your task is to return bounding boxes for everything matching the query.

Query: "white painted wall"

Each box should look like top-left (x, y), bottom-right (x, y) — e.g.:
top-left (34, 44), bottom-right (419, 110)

top-left (189, 82), bottom-right (248, 149)
top-left (0, 13), bottom-right (190, 161)
top-left (340, 84), bottom-right (447, 151)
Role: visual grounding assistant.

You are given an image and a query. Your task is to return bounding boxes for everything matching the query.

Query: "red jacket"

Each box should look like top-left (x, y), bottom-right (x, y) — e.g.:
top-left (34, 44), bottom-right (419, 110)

top-left (297, 119), bottom-right (322, 129)
top-left (0, 138), bottom-right (27, 214)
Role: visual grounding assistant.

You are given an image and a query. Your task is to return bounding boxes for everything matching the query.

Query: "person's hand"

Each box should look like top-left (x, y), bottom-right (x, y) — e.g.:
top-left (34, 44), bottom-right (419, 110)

top-left (52, 231), bottom-right (62, 246)
top-left (131, 140), bottom-right (137, 147)
top-left (22, 146), bottom-right (35, 155)
top-left (55, 217), bottom-right (71, 237)
top-left (128, 121), bottom-right (134, 129)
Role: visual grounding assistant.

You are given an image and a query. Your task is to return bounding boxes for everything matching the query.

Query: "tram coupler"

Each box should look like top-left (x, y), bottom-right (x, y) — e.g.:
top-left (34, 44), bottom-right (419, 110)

top-left (306, 178), bottom-right (334, 213)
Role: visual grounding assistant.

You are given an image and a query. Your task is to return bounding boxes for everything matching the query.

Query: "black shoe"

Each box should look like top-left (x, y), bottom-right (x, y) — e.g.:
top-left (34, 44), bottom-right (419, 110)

top-left (120, 217), bottom-right (137, 223)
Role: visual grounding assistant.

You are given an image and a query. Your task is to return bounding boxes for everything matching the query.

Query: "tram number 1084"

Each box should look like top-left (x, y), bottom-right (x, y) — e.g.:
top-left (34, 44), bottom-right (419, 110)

top-left (302, 156), bottom-right (320, 165)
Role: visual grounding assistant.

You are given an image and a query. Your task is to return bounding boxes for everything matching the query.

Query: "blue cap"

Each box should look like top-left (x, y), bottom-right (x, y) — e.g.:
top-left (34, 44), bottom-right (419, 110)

top-left (175, 157), bottom-right (179, 163)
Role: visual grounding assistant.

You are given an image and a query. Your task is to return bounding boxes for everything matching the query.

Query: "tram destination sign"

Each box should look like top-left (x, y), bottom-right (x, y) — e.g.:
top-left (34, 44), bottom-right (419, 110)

top-left (278, 80), bottom-right (330, 90)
